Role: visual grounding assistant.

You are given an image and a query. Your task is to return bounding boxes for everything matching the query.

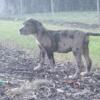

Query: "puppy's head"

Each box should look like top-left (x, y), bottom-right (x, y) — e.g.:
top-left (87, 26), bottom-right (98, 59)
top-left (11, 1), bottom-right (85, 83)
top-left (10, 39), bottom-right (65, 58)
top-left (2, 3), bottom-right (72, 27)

top-left (19, 19), bottom-right (43, 35)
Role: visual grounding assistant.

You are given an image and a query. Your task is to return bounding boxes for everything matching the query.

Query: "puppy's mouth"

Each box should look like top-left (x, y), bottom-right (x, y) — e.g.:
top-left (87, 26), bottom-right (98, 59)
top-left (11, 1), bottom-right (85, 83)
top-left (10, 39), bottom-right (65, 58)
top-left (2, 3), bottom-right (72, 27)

top-left (20, 32), bottom-right (27, 35)
top-left (19, 31), bottom-right (30, 36)
top-left (19, 28), bottom-right (33, 35)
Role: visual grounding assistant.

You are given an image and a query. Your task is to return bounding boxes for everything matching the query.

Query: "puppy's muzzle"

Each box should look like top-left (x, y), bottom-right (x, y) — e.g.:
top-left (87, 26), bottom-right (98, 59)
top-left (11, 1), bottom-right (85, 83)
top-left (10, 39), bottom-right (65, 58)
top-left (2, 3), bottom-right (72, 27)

top-left (19, 28), bottom-right (23, 33)
top-left (19, 28), bottom-right (24, 35)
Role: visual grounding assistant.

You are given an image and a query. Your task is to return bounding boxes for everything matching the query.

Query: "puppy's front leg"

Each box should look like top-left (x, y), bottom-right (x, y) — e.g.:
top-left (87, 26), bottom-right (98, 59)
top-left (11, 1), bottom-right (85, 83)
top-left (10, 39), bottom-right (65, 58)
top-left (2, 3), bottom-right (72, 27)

top-left (46, 51), bottom-right (55, 70)
top-left (34, 46), bottom-right (46, 70)
top-left (39, 48), bottom-right (46, 67)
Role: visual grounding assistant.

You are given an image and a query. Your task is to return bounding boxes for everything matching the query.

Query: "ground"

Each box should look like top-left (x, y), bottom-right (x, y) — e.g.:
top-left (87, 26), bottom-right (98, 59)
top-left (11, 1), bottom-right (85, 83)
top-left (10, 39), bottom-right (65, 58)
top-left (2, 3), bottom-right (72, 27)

top-left (0, 42), bottom-right (100, 100)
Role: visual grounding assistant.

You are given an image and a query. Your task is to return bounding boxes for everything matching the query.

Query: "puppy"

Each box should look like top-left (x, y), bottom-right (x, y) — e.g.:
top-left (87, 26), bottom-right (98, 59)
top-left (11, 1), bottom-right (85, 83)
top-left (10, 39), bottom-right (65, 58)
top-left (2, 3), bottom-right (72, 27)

top-left (20, 18), bottom-right (100, 79)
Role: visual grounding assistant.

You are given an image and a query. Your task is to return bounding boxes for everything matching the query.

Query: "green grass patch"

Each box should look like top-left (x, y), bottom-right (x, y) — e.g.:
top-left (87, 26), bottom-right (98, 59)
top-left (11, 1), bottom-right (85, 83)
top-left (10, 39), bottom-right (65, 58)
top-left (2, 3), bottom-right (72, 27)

top-left (0, 20), bottom-right (37, 49)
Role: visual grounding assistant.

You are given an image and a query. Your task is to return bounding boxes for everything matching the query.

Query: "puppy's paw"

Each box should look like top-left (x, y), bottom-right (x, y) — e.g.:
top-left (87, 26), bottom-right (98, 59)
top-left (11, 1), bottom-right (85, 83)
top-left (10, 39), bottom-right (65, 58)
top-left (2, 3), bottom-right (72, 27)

top-left (34, 64), bottom-right (41, 70)
top-left (80, 71), bottom-right (92, 77)
top-left (80, 72), bottom-right (88, 76)
top-left (48, 67), bottom-right (55, 73)
top-left (68, 74), bottom-right (80, 80)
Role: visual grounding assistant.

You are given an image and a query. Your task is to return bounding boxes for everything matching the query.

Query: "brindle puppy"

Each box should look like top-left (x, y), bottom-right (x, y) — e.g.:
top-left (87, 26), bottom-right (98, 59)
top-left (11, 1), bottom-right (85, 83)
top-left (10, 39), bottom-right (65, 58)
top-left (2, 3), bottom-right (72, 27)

top-left (20, 18), bottom-right (100, 79)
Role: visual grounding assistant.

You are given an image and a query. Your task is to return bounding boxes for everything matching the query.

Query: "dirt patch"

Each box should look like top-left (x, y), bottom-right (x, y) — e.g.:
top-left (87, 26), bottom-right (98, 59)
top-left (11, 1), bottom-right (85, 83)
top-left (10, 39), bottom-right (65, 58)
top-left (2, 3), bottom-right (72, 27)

top-left (0, 45), bottom-right (100, 100)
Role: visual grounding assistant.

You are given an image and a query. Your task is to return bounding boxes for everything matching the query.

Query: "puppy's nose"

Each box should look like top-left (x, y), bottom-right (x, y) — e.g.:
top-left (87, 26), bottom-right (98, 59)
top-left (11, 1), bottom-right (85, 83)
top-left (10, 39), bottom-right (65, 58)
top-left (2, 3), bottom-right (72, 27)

top-left (19, 28), bottom-right (22, 32)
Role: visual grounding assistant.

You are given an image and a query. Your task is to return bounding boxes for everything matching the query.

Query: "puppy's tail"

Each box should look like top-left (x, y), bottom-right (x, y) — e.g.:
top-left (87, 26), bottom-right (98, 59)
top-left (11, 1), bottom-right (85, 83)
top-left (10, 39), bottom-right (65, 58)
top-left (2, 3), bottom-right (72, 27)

top-left (87, 32), bottom-right (100, 36)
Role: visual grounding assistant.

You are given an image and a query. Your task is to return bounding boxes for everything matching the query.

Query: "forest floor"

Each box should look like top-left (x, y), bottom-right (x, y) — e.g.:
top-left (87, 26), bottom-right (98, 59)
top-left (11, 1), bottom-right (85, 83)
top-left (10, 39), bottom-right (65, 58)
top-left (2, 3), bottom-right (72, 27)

top-left (0, 44), bottom-right (100, 100)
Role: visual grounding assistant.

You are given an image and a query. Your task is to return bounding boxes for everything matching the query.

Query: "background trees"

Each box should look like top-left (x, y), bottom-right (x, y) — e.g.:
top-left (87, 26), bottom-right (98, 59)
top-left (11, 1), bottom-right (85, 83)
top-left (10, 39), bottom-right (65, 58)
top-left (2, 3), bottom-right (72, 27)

top-left (1, 0), bottom-right (99, 15)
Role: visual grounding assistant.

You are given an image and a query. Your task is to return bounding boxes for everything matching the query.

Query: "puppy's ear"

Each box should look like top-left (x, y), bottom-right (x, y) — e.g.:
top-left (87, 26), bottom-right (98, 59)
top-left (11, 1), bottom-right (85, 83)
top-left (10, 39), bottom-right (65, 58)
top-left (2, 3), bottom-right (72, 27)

top-left (36, 21), bottom-right (45, 33)
top-left (27, 19), bottom-right (45, 33)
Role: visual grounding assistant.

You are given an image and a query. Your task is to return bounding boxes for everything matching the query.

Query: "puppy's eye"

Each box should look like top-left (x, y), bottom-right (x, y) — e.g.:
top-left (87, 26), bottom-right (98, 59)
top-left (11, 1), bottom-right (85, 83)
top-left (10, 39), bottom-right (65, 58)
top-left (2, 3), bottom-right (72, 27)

top-left (26, 23), bottom-right (31, 26)
top-left (23, 22), bottom-right (25, 25)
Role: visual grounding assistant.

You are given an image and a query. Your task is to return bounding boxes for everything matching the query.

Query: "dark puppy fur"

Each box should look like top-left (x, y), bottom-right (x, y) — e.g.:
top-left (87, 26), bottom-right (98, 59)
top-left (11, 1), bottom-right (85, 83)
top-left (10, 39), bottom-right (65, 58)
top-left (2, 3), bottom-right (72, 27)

top-left (20, 18), bottom-right (100, 79)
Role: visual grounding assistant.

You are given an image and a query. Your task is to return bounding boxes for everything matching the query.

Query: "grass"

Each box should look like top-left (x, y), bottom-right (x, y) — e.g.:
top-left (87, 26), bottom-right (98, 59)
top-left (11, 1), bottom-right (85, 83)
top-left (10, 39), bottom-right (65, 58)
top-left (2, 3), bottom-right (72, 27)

top-left (0, 11), bottom-right (100, 68)
top-left (0, 20), bottom-right (37, 49)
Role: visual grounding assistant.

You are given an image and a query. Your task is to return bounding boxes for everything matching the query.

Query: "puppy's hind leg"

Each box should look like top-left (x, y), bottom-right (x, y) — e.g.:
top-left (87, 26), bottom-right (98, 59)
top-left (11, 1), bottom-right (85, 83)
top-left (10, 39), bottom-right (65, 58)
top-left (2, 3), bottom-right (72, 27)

top-left (82, 46), bottom-right (92, 75)
top-left (69, 51), bottom-right (83, 79)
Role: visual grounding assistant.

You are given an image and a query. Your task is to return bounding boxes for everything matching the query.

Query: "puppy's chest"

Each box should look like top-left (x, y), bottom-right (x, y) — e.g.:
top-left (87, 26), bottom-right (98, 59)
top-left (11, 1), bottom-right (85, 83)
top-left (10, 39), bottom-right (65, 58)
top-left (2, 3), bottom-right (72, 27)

top-left (35, 39), bottom-right (40, 45)
top-left (35, 36), bottom-right (52, 47)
